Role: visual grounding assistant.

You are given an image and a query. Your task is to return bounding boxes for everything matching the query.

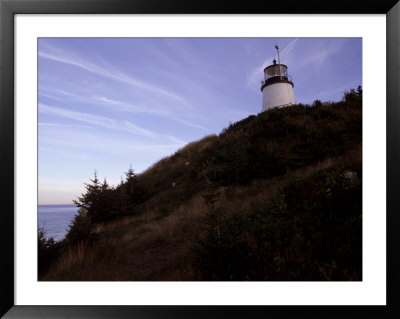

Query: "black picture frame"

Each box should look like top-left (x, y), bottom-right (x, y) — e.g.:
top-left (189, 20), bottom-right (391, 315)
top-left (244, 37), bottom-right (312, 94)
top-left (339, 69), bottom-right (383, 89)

top-left (1, 0), bottom-right (399, 318)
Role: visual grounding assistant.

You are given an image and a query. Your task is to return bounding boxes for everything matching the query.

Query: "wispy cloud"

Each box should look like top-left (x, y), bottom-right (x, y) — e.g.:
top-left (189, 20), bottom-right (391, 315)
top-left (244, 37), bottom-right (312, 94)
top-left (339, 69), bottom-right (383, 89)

top-left (290, 39), bottom-right (347, 72)
top-left (38, 92), bottom-right (65, 102)
top-left (280, 38), bottom-right (299, 59)
top-left (39, 103), bottom-right (159, 139)
top-left (122, 120), bottom-right (159, 139)
top-left (97, 96), bottom-right (207, 131)
top-left (95, 96), bottom-right (169, 116)
top-left (39, 87), bottom-right (84, 99)
top-left (172, 118), bottom-right (208, 131)
top-left (39, 127), bottom-right (187, 163)
top-left (39, 122), bottom-right (92, 129)
top-left (281, 38), bottom-right (299, 57)
top-left (246, 38), bottom-right (299, 89)
top-left (164, 135), bottom-right (187, 145)
top-left (39, 45), bottom-right (188, 105)
top-left (39, 103), bottom-right (188, 145)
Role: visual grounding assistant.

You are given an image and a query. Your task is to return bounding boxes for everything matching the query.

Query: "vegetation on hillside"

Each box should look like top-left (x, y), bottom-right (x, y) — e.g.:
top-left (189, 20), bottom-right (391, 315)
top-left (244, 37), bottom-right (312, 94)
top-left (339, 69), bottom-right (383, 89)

top-left (39, 87), bottom-right (362, 281)
top-left (196, 166), bottom-right (361, 280)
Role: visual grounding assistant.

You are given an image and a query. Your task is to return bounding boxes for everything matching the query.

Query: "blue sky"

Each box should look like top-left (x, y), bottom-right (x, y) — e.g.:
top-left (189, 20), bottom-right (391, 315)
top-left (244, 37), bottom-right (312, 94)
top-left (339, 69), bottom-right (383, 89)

top-left (38, 38), bottom-right (362, 205)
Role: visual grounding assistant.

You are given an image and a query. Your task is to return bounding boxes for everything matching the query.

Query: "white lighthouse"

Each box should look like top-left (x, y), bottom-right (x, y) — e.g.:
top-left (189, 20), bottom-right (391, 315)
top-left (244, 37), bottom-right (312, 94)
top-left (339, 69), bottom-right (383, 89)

top-left (261, 45), bottom-right (295, 111)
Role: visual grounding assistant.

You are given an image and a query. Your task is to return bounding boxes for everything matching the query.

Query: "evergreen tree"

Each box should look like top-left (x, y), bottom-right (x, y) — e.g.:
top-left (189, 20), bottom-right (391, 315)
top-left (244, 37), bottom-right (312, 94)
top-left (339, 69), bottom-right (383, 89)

top-left (73, 171), bottom-right (113, 223)
top-left (119, 176), bottom-right (126, 210)
top-left (66, 208), bottom-right (92, 245)
top-left (38, 227), bottom-right (60, 274)
top-left (73, 171), bottom-right (102, 222)
top-left (124, 165), bottom-right (137, 206)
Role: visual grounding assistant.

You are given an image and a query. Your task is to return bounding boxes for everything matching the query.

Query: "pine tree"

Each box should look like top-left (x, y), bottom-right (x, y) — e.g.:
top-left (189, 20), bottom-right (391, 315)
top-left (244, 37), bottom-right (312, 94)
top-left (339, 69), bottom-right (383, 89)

top-left (66, 208), bottom-right (92, 245)
top-left (124, 165), bottom-right (136, 206)
top-left (73, 171), bottom-right (114, 223)
top-left (73, 171), bottom-right (102, 222)
top-left (119, 176), bottom-right (126, 210)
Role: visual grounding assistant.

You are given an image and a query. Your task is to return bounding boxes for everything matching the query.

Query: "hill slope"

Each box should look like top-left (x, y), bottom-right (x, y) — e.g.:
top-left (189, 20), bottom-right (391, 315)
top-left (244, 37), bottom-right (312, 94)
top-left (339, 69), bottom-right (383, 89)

top-left (40, 89), bottom-right (362, 281)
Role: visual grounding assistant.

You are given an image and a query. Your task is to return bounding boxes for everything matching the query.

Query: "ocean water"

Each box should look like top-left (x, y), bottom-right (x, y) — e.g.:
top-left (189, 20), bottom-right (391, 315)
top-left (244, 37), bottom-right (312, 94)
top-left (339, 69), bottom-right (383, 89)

top-left (38, 205), bottom-right (79, 242)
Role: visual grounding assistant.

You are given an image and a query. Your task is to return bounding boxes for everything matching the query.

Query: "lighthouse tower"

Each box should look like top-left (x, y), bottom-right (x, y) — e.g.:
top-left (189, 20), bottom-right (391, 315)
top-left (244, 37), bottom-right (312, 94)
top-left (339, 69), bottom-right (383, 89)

top-left (261, 45), bottom-right (295, 112)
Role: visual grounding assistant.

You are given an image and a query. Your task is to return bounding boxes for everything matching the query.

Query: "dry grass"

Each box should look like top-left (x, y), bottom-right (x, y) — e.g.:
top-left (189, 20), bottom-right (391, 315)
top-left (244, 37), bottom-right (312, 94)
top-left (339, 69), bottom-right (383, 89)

top-left (92, 216), bottom-right (134, 234)
top-left (137, 194), bottom-right (207, 242)
top-left (182, 134), bottom-right (218, 154)
top-left (217, 144), bottom-right (362, 217)
top-left (140, 135), bottom-right (217, 179)
top-left (46, 241), bottom-right (90, 278)
top-left (43, 193), bottom-right (209, 280)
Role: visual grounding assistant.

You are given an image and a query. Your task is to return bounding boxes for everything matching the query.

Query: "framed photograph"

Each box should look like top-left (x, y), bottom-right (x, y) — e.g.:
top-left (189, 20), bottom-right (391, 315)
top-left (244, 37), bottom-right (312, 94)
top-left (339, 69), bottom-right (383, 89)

top-left (1, 0), bottom-right (399, 318)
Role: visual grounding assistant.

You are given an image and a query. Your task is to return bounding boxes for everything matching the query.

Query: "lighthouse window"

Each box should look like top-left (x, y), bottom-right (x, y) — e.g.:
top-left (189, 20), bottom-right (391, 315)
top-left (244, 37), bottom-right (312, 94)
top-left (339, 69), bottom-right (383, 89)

top-left (265, 65), bottom-right (288, 79)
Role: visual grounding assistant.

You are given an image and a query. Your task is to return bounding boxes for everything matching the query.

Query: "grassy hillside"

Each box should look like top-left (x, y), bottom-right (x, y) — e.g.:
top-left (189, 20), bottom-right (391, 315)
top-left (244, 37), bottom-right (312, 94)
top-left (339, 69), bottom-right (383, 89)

top-left (39, 88), bottom-right (362, 281)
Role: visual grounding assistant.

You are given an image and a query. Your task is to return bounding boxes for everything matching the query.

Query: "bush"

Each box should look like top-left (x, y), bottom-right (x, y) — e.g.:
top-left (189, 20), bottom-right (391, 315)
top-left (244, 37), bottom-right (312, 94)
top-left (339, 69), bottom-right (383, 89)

top-left (195, 167), bottom-right (362, 281)
top-left (66, 209), bottom-right (92, 245)
top-left (312, 99), bottom-right (322, 108)
top-left (38, 228), bottom-right (62, 275)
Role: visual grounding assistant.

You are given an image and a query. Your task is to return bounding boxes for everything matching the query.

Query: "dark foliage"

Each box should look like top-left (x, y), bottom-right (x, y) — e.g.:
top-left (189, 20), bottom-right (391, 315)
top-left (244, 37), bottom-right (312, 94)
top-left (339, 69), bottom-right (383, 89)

top-left (65, 208), bottom-right (92, 245)
top-left (38, 228), bottom-right (64, 275)
top-left (195, 167), bottom-right (362, 281)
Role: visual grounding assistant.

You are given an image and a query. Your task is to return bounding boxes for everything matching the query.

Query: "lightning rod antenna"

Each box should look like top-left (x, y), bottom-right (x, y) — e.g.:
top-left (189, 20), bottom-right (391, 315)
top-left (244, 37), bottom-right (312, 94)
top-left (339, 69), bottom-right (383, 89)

top-left (275, 44), bottom-right (282, 80)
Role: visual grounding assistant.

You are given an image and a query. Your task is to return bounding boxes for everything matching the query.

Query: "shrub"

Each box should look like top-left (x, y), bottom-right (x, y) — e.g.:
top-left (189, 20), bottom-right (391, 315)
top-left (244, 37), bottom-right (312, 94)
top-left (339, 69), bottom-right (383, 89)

top-left (312, 99), bottom-right (322, 108)
top-left (195, 167), bottom-right (362, 281)
top-left (66, 208), bottom-right (92, 245)
top-left (38, 228), bottom-right (62, 275)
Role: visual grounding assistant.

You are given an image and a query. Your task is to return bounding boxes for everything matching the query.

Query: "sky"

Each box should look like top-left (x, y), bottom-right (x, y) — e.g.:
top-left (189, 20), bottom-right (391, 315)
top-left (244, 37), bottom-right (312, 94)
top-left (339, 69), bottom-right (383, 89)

top-left (38, 37), bottom-right (362, 205)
